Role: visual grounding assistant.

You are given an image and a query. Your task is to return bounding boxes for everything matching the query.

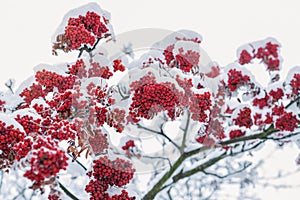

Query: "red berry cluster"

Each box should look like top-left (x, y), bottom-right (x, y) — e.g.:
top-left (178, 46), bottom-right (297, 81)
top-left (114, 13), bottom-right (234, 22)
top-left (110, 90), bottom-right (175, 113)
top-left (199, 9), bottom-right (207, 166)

top-left (206, 119), bottom-right (225, 141)
top-left (68, 59), bottom-right (87, 78)
top-left (65, 24), bottom-right (96, 50)
top-left (88, 129), bottom-right (108, 154)
top-left (110, 190), bottom-right (135, 200)
top-left (163, 45), bottom-right (175, 67)
top-left (15, 115), bottom-right (41, 135)
top-left (253, 112), bottom-right (273, 126)
top-left (12, 138), bottom-right (33, 161)
top-left (227, 69), bottom-right (250, 92)
top-left (238, 42), bottom-right (280, 71)
top-left (113, 59), bottom-right (126, 72)
top-left (48, 193), bottom-right (60, 200)
top-left (0, 121), bottom-right (25, 169)
top-left (47, 90), bottom-right (73, 115)
top-left (107, 108), bottom-right (126, 133)
top-left (239, 50), bottom-right (253, 65)
top-left (128, 76), bottom-right (180, 122)
top-left (195, 134), bottom-right (216, 146)
top-left (275, 111), bottom-right (298, 132)
top-left (256, 42), bottom-right (280, 71)
top-left (20, 83), bottom-right (45, 104)
top-left (88, 62), bottom-right (113, 79)
top-left (46, 120), bottom-right (76, 141)
top-left (229, 130), bottom-right (246, 139)
top-left (24, 137), bottom-right (68, 186)
top-left (253, 88), bottom-right (284, 109)
top-left (85, 156), bottom-right (135, 200)
top-left (175, 76), bottom-right (193, 107)
top-left (291, 74), bottom-right (300, 95)
top-left (95, 106), bottom-right (108, 126)
top-left (272, 104), bottom-right (284, 116)
top-left (269, 88), bottom-right (284, 101)
top-left (122, 140), bottom-right (135, 150)
top-left (35, 70), bottom-right (76, 93)
top-left (201, 87), bottom-right (226, 142)
top-left (189, 92), bottom-right (211, 123)
top-left (233, 107), bottom-right (253, 128)
top-left (175, 48), bottom-right (200, 73)
top-left (65, 12), bottom-right (109, 50)
top-left (32, 103), bottom-right (51, 118)
top-left (0, 100), bottom-right (6, 112)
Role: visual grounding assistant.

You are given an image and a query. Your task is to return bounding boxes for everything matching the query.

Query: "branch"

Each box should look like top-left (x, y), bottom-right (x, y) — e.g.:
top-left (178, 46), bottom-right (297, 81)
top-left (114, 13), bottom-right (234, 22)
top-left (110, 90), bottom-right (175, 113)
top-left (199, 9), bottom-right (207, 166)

top-left (5, 79), bottom-right (14, 94)
top-left (202, 162), bottom-right (252, 179)
top-left (170, 141), bottom-right (262, 188)
top-left (266, 131), bottom-right (300, 141)
top-left (180, 111), bottom-right (190, 154)
top-left (142, 155), bottom-right (172, 169)
top-left (142, 125), bottom-right (277, 199)
top-left (137, 124), bottom-right (180, 150)
top-left (58, 181), bottom-right (79, 200)
top-left (185, 125), bottom-right (277, 159)
top-left (285, 95), bottom-right (300, 109)
top-left (142, 154), bottom-right (185, 200)
top-left (77, 37), bottom-right (102, 58)
top-left (172, 152), bottom-right (227, 183)
top-left (67, 153), bottom-right (87, 171)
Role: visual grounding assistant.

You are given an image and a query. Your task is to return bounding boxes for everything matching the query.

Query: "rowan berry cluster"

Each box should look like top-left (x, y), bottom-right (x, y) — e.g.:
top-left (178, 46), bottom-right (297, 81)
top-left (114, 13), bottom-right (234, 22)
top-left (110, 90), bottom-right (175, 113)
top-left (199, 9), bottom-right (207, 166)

top-left (238, 41), bottom-right (280, 71)
top-left (15, 115), bottom-right (41, 135)
top-left (233, 107), bottom-right (253, 128)
top-left (175, 76), bottom-right (193, 107)
top-left (128, 75), bottom-right (180, 122)
top-left (53, 11), bottom-right (109, 52)
top-left (0, 121), bottom-right (25, 169)
top-left (107, 108), bottom-right (126, 133)
top-left (229, 130), bottom-right (246, 139)
top-left (20, 83), bottom-right (45, 104)
top-left (163, 45), bottom-right (175, 68)
top-left (65, 24), bottom-right (96, 50)
top-left (85, 156), bottom-right (135, 200)
top-left (88, 129), bottom-right (108, 154)
top-left (163, 45), bottom-right (200, 73)
top-left (68, 59), bottom-right (87, 78)
top-left (110, 190), bottom-right (135, 200)
top-left (35, 70), bottom-right (76, 93)
top-left (88, 62), bottom-right (113, 79)
top-left (20, 70), bottom-right (76, 105)
top-left (122, 140), bottom-right (135, 150)
top-left (189, 92), bottom-right (211, 123)
top-left (275, 111), bottom-right (298, 132)
top-left (253, 89), bottom-right (284, 109)
top-left (46, 120), bottom-right (76, 141)
top-left (175, 48), bottom-right (200, 72)
top-left (47, 90), bottom-right (73, 113)
top-left (95, 106), bottom-right (108, 125)
top-left (239, 50), bottom-right (253, 65)
top-left (113, 59), bottom-right (126, 72)
top-left (23, 137), bottom-right (68, 187)
top-left (291, 74), bottom-right (300, 95)
top-left (227, 69), bottom-right (250, 92)
top-left (0, 100), bottom-right (6, 112)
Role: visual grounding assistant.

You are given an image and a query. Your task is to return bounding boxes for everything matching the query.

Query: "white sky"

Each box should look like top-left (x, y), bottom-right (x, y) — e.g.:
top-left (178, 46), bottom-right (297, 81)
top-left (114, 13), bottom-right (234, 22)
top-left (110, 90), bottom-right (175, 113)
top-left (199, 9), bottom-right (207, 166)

top-left (1, 0), bottom-right (300, 199)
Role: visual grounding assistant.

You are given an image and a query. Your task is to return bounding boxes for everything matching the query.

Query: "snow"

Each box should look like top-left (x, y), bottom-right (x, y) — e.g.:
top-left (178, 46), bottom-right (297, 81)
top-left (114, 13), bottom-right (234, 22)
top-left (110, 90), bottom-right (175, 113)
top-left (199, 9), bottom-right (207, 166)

top-left (52, 2), bottom-right (113, 43)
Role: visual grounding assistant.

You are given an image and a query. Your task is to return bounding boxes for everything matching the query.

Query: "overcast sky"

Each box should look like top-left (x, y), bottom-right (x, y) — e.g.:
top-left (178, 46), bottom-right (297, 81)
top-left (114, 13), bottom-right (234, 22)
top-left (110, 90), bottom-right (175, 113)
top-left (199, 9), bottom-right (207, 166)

top-left (1, 0), bottom-right (300, 89)
top-left (1, 1), bottom-right (300, 199)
